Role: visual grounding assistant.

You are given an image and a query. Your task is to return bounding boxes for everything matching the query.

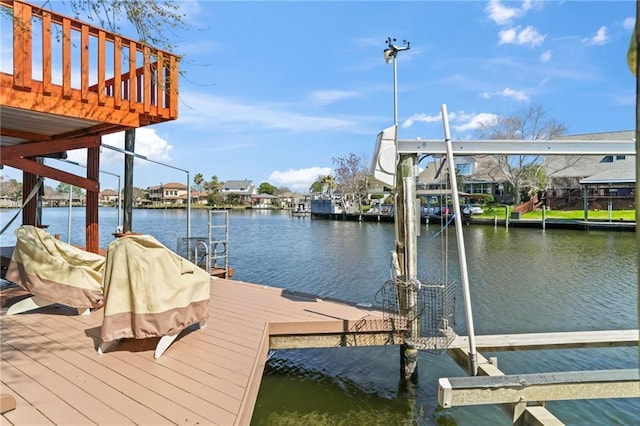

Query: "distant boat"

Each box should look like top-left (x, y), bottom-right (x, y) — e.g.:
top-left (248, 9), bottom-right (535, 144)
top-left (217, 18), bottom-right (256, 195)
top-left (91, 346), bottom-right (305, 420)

top-left (252, 204), bottom-right (273, 210)
top-left (291, 202), bottom-right (310, 216)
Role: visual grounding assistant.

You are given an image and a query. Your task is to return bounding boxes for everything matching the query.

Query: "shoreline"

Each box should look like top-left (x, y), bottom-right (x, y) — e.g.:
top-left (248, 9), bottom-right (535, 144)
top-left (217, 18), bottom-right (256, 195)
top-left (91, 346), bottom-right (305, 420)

top-left (310, 212), bottom-right (636, 232)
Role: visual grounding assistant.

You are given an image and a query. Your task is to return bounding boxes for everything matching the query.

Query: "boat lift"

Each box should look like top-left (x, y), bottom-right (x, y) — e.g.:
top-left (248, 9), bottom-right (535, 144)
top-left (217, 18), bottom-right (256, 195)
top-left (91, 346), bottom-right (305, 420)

top-left (370, 103), bottom-right (637, 424)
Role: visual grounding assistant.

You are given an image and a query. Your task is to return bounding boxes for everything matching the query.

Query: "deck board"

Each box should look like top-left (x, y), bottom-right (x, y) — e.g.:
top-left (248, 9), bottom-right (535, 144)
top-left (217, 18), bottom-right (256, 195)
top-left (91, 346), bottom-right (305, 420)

top-left (1, 278), bottom-right (394, 425)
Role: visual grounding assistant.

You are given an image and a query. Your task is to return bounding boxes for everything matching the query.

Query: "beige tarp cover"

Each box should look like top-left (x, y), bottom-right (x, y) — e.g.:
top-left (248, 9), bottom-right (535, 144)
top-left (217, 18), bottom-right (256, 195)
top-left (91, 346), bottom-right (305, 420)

top-left (5, 225), bottom-right (105, 309)
top-left (101, 234), bottom-right (210, 342)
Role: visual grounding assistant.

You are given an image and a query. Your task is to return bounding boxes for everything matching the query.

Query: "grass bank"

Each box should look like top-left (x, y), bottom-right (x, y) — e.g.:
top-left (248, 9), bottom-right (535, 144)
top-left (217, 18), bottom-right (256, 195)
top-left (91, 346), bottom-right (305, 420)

top-left (478, 207), bottom-right (635, 221)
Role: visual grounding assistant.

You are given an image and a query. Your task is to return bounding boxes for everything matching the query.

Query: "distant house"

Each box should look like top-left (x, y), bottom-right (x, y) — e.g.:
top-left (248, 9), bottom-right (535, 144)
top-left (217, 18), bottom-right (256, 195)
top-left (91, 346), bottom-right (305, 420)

top-left (221, 179), bottom-right (256, 203)
top-left (251, 193), bottom-right (276, 208)
top-left (276, 192), bottom-right (309, 209)
top-left (417, 155), bottom-right (510, 203)
top-left (178, 190), bottom-right (208, 205)
top-left (100, 188), bottom-right (119, 205)
top-left (147, 182), bottom-right (188, 205)
top-left (42, 193), bottom-right (84, 207)
top-left (416, 130), bottom-right (635, 208)
top-left (544, 131), bottom-right (635, 209)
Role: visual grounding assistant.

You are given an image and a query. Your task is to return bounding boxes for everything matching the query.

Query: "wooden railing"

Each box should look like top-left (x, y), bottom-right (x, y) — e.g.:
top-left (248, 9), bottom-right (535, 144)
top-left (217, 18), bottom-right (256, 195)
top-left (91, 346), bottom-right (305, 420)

top-left (1, 0), bottom-right (179, 124)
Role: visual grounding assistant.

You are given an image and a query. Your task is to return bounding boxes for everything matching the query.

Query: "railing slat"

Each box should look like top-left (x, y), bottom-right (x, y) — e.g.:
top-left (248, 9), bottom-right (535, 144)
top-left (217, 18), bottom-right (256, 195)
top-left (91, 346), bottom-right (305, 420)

top-left (42, 11), bottom-right (52, 94)
top-left (114, 36), bottom-right (122, 108)
top-left (13, 1), bottom-right (32, 89)
top-left (156, 52), bottom-right (164, 115)
top-left (169, 55), bottom-right (177, 118)
top-left (81, 25), bottom-right (89, 101)
top-left (129, 40), bottom-right (137, 107)
top-left (62, 18), bottom-right (71, 98)
top-left (143, 46), bottom-right (150, 113)
top-left (98, 30), bottom-right (106, 105)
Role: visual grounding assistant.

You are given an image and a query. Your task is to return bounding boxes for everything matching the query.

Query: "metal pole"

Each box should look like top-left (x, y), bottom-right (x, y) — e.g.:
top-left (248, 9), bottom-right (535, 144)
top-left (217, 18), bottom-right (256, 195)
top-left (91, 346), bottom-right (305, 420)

top-left (116, 175), bottom-right (122, 229)
top-left (123, 129), bottom-right (135, 233)
top-left (68, 186), bottom-right (72, 243)
top-left (441, 103), bottom-right (478, 376)
top-left (393, 55), bottom-right (398, 126)
top-left (386, 37), bottom-right (418, 383)
top-left (187, 171), bottom-right (191, 240)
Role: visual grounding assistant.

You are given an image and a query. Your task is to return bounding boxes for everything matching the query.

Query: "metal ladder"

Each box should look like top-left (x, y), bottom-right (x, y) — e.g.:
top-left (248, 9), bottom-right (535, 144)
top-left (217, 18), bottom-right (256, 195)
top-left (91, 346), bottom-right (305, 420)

top-left (207, 210), bottom-right (229, 278)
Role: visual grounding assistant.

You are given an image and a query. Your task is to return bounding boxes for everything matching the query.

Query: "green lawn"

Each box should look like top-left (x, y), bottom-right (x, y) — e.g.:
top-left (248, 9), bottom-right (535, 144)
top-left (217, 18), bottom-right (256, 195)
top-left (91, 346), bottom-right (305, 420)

top-left (478, 206), bottom-right (636, 221)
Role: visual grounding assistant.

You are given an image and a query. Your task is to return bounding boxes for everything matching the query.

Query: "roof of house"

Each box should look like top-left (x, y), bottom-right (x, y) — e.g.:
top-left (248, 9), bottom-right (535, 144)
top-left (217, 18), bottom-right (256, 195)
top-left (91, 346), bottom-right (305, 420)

top-left (579, 163), bottom-right (636, 184)
top-left (417, 155), bottom-right (508, 185)
top-left (223, 179), bottom-right (254, 189)
top-left (148, 182), bottom-right (187, 190)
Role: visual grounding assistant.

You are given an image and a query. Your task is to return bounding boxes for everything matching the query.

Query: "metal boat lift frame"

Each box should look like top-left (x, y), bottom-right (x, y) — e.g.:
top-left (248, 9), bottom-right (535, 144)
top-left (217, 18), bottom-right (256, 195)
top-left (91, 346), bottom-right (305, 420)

top-left (372, 112), bottom-right (637, 425)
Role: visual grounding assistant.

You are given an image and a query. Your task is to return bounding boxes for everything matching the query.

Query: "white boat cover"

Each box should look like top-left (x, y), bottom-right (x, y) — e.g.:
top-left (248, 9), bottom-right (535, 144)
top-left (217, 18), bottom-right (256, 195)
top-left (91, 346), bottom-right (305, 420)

top-left (5, 225), bottom-right (105, 309)
top-left (100, 234), bottom-right (210, 342)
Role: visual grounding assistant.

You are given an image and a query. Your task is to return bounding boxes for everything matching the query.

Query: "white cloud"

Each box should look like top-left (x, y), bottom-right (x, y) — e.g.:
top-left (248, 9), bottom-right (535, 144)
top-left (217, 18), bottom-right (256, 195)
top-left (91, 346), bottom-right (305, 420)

top-left (179, 91), bottom-right (357, 133)
top-left (269, 167), bottom-right (332, 192)
top-left (402, 112), bottom-right (442, 128)
top-left (499, 25), bottom-right (545, 47)
top-left (65, 128), bottom-right (173, 168)
top-left (623, 17), bottom-right (635, 31)
top-left (309, 89), bottom-right (360, 106)
top-left (453, 113), bottom-right (499, 132)
top-left (402, 110), bottom-right (500, 133)
top-left (583, 26), bottom-right (609, 45)
top-left (539, 49), bottom-right (552, 63)
top-left (486, 0), bottom-right (531, 25)
top-left (481, 88), bottom-right (529, 102)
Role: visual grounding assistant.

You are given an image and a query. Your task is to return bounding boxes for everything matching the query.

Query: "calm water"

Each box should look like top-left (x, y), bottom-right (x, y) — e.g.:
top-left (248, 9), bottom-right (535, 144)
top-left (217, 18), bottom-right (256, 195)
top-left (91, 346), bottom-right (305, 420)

top-left (1, 207), bottom-right (638, 425)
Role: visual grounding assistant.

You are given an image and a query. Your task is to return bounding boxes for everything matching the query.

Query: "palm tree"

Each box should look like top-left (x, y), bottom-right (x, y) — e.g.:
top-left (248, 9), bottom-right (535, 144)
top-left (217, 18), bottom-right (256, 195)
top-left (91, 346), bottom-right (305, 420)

top-left (320, 175), bottom-right (336, 195)
top-left (193, 173), bottom-right (204, 191)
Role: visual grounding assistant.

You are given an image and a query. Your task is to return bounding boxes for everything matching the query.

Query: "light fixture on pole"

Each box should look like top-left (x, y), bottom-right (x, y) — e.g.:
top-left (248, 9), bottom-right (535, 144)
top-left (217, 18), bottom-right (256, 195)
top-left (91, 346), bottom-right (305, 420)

top-left (384, 37), bottom-right (410, 126)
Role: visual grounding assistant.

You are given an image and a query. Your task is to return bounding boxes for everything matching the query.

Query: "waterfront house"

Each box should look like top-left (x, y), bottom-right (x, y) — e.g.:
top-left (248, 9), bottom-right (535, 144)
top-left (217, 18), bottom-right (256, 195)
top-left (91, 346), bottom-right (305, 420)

top-left (42, 193), bottom-right (85, 207)
top-left (99, 188), bottom-right (119, 205)
top-left (417, 155), bottom-right (511, 204)
top-left (183, 190), bottom-right (208, 205)
top-left (276, 191), bottom-right (310, 209)
top-left (147, 182), bottom-right (188, 205)
top-left (251, 193), bottom-right (276, 208)
top-left (221, 179), bottom-right (257, 204)
top-left (544, 131), bottom-right (635, 210)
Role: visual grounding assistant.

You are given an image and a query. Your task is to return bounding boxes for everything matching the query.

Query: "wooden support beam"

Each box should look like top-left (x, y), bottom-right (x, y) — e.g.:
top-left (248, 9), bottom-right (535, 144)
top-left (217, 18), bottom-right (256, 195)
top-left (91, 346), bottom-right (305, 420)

top-left (86, 146), bottom-right (100, 253)
top-left (438, 369), bottom-right (640, 408)
top-left (269, 332), bottom-right (403, 349)
top-left (268, 319), bottom-right (397, 335)
top-left (5, 157), bottom-right (99, 192)
top-left (22, 169), bottom-right (38, 226)
top-left (0, 136), bottom-right (101, 161)
top-left (0, 127), bottom-right (51, 141)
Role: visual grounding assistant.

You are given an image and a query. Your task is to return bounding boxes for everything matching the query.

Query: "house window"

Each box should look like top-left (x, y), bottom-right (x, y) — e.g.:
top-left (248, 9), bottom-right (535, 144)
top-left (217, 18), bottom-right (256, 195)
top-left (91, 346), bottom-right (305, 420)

top-left (601, 155), bottom-right (627, 163)
top-left (456, 163), bottom-right (473, 175)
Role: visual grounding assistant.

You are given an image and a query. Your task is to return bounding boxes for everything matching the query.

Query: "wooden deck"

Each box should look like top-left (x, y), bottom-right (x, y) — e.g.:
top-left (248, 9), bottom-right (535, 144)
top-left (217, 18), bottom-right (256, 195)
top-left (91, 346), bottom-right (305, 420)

top-left (0, 278), bottom-right (402, 425)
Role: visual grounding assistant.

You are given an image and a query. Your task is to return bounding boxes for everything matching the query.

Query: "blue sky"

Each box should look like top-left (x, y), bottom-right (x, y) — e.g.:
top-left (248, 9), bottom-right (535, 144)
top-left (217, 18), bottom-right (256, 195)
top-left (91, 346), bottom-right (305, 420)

top-left (1, 1), bottom-right (636, 192)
